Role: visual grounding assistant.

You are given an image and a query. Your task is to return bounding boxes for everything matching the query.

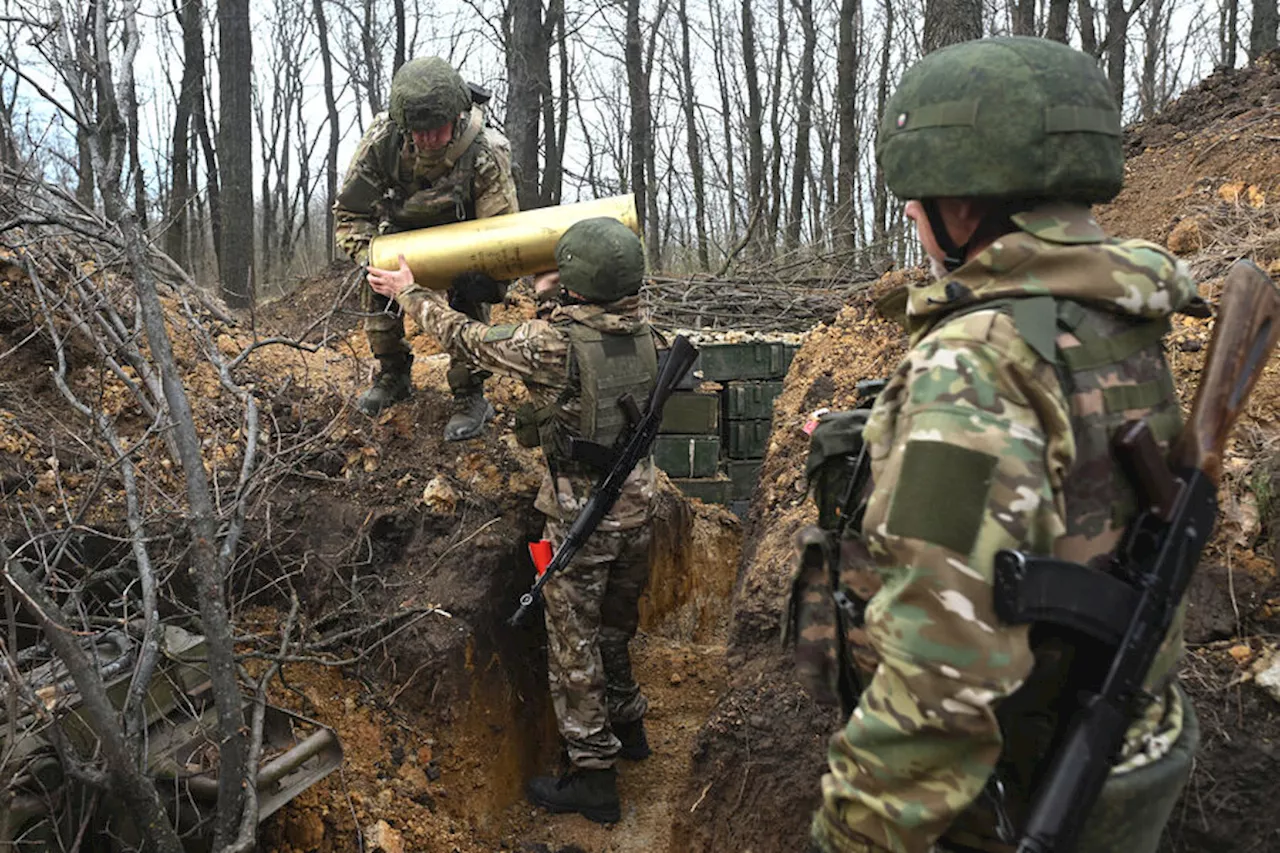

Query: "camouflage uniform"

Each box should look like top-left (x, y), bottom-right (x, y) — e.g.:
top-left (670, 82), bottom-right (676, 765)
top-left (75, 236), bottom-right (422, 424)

top-left (392, 285), bottom-right (656, 769)
top-left (811, 204), bottom-right (1199, 853)
top-left (810, 37), bottom-right (1201, 853)
top-left (334, 59), bottom-right (518, 404)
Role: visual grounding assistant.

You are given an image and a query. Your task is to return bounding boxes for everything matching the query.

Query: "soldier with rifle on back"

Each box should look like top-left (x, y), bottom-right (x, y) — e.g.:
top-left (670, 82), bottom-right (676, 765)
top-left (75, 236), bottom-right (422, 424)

top-left (367, 217), bottom-right (668, 824)
top-left (335, 56), bottom-right (519, 437)
top-left (784, 36), bottom-right (1280, 853)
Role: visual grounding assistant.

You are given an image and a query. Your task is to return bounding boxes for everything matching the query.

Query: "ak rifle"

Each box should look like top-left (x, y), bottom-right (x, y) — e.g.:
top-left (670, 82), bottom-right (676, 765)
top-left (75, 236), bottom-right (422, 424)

top-left (994, 259), bottom-right (1280, 852)
top-left (509, 335), bottom-right (699, 627)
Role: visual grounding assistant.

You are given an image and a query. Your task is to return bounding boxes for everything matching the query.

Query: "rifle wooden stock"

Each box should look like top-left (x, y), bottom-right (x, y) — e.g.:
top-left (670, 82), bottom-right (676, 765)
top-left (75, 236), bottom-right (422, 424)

top-left (1171, 259), bottom-right (1280, 483)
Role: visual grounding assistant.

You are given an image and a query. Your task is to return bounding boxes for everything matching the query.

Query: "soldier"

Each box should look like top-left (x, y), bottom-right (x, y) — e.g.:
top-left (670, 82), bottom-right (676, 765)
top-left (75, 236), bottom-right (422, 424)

top-left (807, 37), bottom-right (1201, 853)
top-left (366, 217), bottom-right (656, 824)
top-left (334, 56), bottom-right (519, 437)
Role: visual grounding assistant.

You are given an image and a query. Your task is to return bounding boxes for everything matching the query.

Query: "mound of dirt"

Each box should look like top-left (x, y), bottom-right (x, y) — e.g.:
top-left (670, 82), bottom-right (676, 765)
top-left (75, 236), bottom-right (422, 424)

top-left (673, 51), bottom-right (1280, 853)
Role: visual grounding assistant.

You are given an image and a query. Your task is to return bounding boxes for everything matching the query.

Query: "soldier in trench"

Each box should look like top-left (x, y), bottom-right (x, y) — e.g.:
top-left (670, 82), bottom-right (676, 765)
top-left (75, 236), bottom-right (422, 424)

top-left (797, 37), bottom-right (1202, 853)
top-left (334, 56), bottom-right (519, 438)
top-left (366, 217), bottom-right (656, 824)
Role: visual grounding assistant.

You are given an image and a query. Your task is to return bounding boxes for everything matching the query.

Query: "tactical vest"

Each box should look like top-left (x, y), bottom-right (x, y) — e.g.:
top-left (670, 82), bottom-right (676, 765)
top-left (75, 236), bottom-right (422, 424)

top-left (518, 320), bottom-right (658, 473)
top-left (928, 295), bottom-right (1187, 850)
top-left (792, 290), bottom-right (1189, 850)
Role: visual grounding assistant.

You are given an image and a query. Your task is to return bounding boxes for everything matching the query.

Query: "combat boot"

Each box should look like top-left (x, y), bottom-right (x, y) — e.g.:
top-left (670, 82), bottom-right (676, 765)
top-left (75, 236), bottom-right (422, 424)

top-left (443, 388), bottom-right (495, 441)
top-left (612, 718), bottom-right (651, 761)
top-left (525, 766), bottom-right (620, 824)
top-left (357, 353), bottom-right (413, 416)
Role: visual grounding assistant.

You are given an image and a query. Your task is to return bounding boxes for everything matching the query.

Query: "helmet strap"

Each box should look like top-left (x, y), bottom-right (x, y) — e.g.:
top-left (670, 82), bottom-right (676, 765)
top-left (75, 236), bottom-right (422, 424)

top-left (922, 199), bottom-right (969, 272)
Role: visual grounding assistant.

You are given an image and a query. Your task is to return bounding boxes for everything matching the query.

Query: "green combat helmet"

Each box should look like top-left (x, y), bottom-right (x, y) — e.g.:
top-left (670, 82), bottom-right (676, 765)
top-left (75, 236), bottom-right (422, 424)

top-left (556, 218), bottom-right (645, 303)
top-left (877, 36), bottom-right (1123, 204)
top-left (389, 57), bottom-right (472, 131)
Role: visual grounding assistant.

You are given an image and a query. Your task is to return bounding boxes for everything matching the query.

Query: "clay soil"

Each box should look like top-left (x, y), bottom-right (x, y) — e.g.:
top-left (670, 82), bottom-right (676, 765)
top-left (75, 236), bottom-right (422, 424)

top-left (3, 50), bottom-right (1280, 853)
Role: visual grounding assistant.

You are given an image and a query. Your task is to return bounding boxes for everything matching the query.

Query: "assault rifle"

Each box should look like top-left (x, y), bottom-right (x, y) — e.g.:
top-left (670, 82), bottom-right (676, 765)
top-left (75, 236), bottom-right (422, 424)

top-left (509, 334), bottom-right (699, 627)
top-left (993, 259), bottom-right (1280, 852)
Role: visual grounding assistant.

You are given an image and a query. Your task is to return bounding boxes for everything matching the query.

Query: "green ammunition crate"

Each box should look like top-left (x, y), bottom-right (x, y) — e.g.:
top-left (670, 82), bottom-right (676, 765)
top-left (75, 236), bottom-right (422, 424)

top-left (726, 459), bottom-right (764, 500)
top-left (653, 435), bottom-right (721, 478)
top-left (672, 476), bottom-right (732, 505)
top-left (723, 381), bottom-right (784, 421)
top-left (726, 420), bottom-right (773, 459)
top-left (660, 392), bottom-right (721, 435)
top-left (698, 342), bottom-right (797, 382)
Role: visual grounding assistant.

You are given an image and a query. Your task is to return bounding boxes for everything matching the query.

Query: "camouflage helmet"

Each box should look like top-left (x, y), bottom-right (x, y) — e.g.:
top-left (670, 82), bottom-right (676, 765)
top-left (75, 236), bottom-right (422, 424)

top-left (877, 37), bottom-right (1123, 204)
top-left (389, 57), bottom-right (471, 132)
top-left (556, 218), bottom-right (645, 302)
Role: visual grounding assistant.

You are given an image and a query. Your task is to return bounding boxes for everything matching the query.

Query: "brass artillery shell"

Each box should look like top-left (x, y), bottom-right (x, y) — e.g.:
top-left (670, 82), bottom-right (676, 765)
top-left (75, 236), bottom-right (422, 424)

top-left (368, 194), bottom-right (640, 290)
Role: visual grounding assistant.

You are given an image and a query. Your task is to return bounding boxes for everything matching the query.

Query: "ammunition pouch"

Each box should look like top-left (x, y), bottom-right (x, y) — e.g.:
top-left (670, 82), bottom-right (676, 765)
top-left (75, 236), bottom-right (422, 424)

top-left (1075, 684), bottom-right (1199, 853)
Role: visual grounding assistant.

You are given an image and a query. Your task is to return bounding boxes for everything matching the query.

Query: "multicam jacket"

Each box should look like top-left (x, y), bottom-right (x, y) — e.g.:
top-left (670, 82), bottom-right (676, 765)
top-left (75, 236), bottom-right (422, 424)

top-left (812, 204), bottom-right (1198, 853)
top-left (395, 287), bottom-right (656, 530)
top-left (334, 108), bottom-right (519, 265)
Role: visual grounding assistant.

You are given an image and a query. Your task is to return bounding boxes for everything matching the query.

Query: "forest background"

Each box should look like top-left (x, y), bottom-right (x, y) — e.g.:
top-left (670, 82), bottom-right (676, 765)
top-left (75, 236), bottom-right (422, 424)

top-left (3, 0), bottom-right (1277, 310)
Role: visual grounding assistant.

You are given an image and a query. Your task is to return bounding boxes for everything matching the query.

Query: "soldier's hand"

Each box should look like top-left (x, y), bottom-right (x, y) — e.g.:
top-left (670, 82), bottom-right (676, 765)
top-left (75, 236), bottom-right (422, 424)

top-left (366, 254), bottom-right (416, 299)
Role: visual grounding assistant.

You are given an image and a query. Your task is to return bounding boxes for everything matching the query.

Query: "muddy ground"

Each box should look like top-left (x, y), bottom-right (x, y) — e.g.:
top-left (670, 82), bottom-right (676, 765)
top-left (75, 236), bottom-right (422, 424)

top-left (2, 50), bottom-right (1280, 853)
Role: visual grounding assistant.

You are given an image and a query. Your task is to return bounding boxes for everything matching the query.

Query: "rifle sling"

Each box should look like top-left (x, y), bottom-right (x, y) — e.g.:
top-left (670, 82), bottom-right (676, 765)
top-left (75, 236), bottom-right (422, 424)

top-left (993, 552), bottom-right (1138, 648)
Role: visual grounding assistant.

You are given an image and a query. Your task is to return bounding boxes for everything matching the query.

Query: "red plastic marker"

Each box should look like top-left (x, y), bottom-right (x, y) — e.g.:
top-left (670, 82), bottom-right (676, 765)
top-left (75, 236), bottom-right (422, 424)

top-left (528, 540), bottom-right (554, 577)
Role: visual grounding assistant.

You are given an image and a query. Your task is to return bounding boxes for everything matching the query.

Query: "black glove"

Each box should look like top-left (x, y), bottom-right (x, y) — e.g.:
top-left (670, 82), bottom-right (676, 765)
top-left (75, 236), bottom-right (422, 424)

top-left (450, 271), bottom-right (506, 306)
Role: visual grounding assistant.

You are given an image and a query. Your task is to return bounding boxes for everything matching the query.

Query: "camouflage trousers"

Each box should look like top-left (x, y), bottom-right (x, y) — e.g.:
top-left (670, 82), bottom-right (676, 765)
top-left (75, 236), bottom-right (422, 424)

top-left (540, 517), bottom-right (652, 770)
top-left (361, 285), bottom-right (491, 393)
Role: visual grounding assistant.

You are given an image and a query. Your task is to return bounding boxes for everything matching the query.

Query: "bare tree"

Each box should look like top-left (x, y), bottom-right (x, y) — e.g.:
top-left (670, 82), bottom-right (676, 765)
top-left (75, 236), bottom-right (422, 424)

top-left (1220, 0), bottom-right (1239, 66)
top-left (834, 0), bottom-right (859, 252)
top-left (677, 0), bottom-right (710, 269)
top-left (1079, 0), bottom-right (1100, 53)
top-left (742, 0), bottom-right (765, 232)
top-left (503, 0), bottom-right (548, 208)
top-left (314, 0), bottom-right (340, 263)
top-left (786, 0), bottom-right (815, 250)
top-left (625, 0), bottom-right (669, 266)
top-left (870, 0), bottom-right (894, 249)
top-left (218, 0), bottom-right (254, 307)
top-left (165, 0), bottom-right (205, 270)
top-left (1103, 0), bottom-right (1142, 107)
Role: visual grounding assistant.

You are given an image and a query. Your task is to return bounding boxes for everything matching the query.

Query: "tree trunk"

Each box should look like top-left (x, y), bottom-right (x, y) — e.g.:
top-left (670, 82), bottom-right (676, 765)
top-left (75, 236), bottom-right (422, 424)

top-left (742, 0), bottom-right (765, 226)
top-left (1251, 0), bottom-right (1279, 59)
top-left (1104, 0), bottom-right (1129, 108)
top-left (1013, 0), bottom-right (1036, 34)
top-left (393, 0), bottom-right (406, 74)
top-left (678, 0), bottom-right (710, 269)
top-left (625, 0), bottom-right (652, 261)
top-left (1046, 0), bottom-right (1070, 40)
top-left (871, 0), bottom-right (893, 248)
top-left (504, 0), bottom-right (547, 209)
top-left (314, 0), bottom-right (339, 263)
top-left (1078, 0), bottom-right (1099, 54)
top-left (835, 0), bottom-right (858, 253)
top-left (764, 0), bottom-right (786, 253)
top-left (540, 0), bottom-right (565, 206)
top-left (166, 0), bottom-right (204, 268)
top-left (1221, 0), bottom-right (1239, 67)
top-left (923, 0), bottom-right (982, 53)
top-left (196, 79), bottom-right (222, 272)
top-left (711, 0), bottom-right (738, 239)
top-left (218, 0), bottom-right (254, 308)
top-left (361, 0), bottom-right (383, 113)
top-left (786, 0), bottom-right (815, 250)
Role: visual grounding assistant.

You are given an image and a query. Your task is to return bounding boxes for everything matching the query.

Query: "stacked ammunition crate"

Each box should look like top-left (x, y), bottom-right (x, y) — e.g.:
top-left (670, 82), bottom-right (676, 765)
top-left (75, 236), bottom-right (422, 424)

top-left (655, 341), bottom-right (796, 515)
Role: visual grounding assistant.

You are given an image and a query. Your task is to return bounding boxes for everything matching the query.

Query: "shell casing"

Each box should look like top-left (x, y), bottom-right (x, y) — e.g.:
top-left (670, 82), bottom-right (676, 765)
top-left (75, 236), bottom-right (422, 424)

top-left (368, 194), bottom-right (640, 290)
